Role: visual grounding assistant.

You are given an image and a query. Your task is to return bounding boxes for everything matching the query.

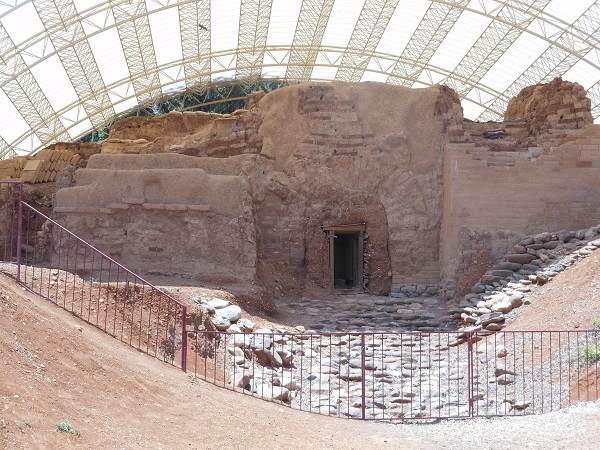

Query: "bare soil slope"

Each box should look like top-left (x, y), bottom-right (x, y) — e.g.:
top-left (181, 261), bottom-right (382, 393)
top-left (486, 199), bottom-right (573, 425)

top-left (0, 270), bottom-right (415, 450)
top-left (1, 253), bottom-right (600, 449)
top-left (505, 254), bottom-right (600, 331)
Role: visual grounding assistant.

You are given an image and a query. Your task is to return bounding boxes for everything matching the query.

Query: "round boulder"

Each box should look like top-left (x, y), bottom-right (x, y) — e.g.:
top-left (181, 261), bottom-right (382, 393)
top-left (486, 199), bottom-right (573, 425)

top-left (214, 305), bottom-right (242, 322)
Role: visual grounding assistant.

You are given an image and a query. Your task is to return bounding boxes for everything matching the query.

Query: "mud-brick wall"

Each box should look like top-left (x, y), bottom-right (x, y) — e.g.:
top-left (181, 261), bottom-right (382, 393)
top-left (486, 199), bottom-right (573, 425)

top-left (254, 82), bottom-right (464, 294)
top-left (441, 126), bottom-right (600, 284)
top-left (53, 159), bottom-right (256, 283)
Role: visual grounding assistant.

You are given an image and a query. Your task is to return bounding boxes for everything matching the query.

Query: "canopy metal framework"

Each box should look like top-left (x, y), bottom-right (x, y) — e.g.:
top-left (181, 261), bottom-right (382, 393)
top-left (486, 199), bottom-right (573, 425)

top-left (0, 0), bottom-right (599, 159)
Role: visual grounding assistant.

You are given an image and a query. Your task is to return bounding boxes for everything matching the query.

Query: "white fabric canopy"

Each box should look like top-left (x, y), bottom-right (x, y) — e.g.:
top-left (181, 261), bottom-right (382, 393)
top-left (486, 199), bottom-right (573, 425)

top-left (0, 0), bottom-right (599, 158)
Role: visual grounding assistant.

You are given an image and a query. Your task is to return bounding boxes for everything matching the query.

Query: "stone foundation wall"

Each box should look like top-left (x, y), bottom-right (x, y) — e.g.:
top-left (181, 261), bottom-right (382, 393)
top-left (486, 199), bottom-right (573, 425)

top-left (441, 124), bottom-right (600, 291)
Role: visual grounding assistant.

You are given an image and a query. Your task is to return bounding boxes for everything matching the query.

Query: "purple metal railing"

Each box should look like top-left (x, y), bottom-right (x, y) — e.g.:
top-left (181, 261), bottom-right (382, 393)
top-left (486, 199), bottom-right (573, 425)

top-left (469, 329), bottom-right (600, 416)
top-left (188, 329), bottom-right (599, 419)
top-left (0, 183), bottom-right (187, 370)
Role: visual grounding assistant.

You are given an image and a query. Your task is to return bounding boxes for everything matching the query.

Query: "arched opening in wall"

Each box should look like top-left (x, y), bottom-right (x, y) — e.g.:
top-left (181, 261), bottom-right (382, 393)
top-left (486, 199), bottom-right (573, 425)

top-left (322, 223), bottom-right (366, 293)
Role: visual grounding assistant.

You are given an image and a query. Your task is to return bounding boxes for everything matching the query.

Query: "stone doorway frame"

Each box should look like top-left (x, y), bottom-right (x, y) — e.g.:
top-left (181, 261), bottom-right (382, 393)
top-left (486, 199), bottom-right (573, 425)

top-left (321, 223), bottom-right (365, 293)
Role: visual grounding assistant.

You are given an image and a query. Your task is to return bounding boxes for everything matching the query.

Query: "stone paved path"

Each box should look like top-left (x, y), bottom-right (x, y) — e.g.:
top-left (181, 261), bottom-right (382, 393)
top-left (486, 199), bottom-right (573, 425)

top-left (284, 293), bottom-right (456, 332)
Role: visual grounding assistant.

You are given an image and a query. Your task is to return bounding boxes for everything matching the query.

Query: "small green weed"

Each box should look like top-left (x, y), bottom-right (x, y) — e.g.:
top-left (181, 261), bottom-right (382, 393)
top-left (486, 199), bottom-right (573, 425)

top-left (18, 418), bottom-right (32, 430)
top-left (53, 419), bottom-right (80, 437)
top-left (577, 344), bottom-right (600, 366)
top-left (591, 318), bottom-right (600, 329)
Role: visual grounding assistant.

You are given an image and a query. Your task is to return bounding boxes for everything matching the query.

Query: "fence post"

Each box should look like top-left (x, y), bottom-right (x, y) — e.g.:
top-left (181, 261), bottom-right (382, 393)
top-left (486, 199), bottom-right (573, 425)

top-left (16, 184), bottom-right (23, 282)
top-left (181, 306), bottom-right (187, 372)
top-left (467, 331), bottom-right (474, 417)
top-left (361, 333), bottom-right (366, 420)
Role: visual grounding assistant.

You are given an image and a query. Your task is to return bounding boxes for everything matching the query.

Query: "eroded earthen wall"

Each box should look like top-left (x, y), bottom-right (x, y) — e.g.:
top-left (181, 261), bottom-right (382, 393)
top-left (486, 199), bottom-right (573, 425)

top-left (504, 77), bottom-right (592, 135)
top-left (48, 78), bottom-right (600, 300)
top-left (53, 81), bottom-right (463, 296)
top-left (54, 154), bottom-right (256, 283)
top-left (248, 82), bottom-right (462, 296)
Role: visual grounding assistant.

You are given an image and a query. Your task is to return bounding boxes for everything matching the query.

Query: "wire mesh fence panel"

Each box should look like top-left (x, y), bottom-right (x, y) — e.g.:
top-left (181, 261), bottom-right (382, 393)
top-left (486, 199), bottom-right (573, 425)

top-left (188, 328), bottom-right (600, 420)
top-left (188, 330), bottom-right (475, 420)
top-left (471, 330), bottom-right (600, 416)
top-left (16, 202), bottom-right (187, 369)
top-left (369, 332), bottom-right (472, 420)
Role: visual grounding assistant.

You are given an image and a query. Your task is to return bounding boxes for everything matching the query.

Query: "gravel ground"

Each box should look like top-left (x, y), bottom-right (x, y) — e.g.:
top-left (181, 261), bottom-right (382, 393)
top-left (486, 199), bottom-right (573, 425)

top-left (377, 400), bottom-right (600, 449)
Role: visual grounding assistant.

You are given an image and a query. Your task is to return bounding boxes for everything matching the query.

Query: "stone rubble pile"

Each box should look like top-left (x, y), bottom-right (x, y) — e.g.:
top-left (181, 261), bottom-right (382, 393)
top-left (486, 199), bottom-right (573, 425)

top-left (192, 327), bottom-right (561, 419)
top-left (190, 296), bottom-right (255, 333)
top-left (187, 297), bottom-right (561, 419)
top-left (192, 291), bottom-right (455, 336)
top-left (452, 224), bottom-right (600, 333)
top-left (285, 293), bottom-right (454, 333)
top-left (223, 330), bottom-right (469, 418)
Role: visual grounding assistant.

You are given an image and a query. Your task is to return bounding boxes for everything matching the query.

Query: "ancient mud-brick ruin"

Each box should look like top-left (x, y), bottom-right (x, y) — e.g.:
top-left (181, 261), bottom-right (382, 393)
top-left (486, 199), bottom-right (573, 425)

top-left (46, 78), bottom-right (600, 301)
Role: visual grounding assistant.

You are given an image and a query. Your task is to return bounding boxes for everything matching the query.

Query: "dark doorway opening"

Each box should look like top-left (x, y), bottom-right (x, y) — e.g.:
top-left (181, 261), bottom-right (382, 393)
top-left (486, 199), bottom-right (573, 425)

top-left (333, 232), bottom-right (359, 288)
top-left (322, 223), bottom-right (365, 293)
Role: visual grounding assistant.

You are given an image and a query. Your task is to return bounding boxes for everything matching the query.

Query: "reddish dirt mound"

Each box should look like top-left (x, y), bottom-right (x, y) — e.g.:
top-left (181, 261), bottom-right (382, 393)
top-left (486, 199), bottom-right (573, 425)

top-left (0, 270), bottom-right (417, 449)
top-left (505, 254), bottom-right (600, 331)
top-left (569, 366), bottom-right (600, 403)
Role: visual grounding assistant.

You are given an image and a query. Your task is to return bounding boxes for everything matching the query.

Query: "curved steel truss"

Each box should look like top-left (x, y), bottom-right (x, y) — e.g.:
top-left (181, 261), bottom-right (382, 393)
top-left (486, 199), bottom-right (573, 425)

top-left (0, 0), bottom-right (599, 159)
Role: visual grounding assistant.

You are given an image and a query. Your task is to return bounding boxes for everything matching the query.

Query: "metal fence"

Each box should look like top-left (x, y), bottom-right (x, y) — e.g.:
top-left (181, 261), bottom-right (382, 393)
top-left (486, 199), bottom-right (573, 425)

top-left (188, 329), bottom-right (600, 419)
top-left (3, 181), bottom-right (599, 419)
top-left (1, 181), bottom-right (187, 370)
